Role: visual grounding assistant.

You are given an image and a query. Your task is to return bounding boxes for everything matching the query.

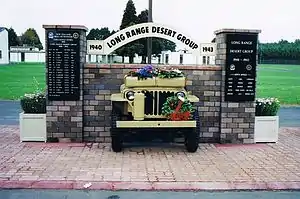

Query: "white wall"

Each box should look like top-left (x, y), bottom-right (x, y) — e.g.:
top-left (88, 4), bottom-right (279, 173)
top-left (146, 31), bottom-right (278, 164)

top-left (85, 52), bottom-right (215, 65)
top-left (9, 50), bottom-right (215, 65)
top-left (159, 50), bottom-right (215, 65)
top-left (24, 52), bottom-right (45, 62)
top-left (9, 52), bottom-right (45, 63)
top-left (0, 29), bottom-right (9, 65)
top-left (10, 52), bottom-right (21, 62)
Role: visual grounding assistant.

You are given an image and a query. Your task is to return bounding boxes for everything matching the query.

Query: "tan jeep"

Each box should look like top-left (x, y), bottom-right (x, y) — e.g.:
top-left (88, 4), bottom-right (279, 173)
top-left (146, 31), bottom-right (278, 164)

top-left (110, 66), bottom-right (200, 152)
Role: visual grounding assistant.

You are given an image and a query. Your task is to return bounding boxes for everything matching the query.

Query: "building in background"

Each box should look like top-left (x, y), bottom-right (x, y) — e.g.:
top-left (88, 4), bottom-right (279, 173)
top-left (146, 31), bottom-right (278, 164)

top-left (7, 45), bottom-right (215, 65)
top-left (9, 46), bottom-right (45, 63)
top-left (160, 49), bottom-right (215, 65)
top-left (0, 27), bottom-right (9, 65)
top-left (86, 49), bottom-right (215, 65)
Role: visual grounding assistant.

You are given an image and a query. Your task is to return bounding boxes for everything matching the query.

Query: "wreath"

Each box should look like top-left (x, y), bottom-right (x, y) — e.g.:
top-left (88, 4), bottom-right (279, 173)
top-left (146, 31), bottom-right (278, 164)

top-left (161, 95), bottom-right (195, 121)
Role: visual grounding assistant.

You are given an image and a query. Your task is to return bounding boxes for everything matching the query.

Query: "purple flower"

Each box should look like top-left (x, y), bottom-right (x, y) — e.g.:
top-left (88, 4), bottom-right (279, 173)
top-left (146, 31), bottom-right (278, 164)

top-left (137, 65), bottom-right (154, 78)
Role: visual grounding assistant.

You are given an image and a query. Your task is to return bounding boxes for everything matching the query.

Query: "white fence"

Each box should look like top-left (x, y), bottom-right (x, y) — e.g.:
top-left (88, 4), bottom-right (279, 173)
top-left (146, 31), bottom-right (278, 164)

top-left (9, 51), bottom-right (215, 65)
top-left (86, 53), bottom-right (215, 65)
top-left (10, 52), bottom-right (45, 63)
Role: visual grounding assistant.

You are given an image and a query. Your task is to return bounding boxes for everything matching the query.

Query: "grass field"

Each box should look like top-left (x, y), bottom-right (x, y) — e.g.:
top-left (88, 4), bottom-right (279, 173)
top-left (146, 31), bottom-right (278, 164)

top-left (0, 63), bottom-right (46, 100)
top-left (256, 64), bottom-right (300, 105)
top-left (0, 63), bottom-right (299, 105)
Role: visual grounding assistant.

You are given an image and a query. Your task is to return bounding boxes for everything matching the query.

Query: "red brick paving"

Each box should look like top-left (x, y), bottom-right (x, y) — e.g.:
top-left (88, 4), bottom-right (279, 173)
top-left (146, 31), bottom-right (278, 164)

top-left (0, 125), bottom-right (300, 191)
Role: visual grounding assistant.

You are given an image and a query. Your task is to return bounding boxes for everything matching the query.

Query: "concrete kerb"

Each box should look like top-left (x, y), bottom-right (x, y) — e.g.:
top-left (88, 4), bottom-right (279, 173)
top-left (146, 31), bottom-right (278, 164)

top-left (0, 180), bottom-right (300, 191)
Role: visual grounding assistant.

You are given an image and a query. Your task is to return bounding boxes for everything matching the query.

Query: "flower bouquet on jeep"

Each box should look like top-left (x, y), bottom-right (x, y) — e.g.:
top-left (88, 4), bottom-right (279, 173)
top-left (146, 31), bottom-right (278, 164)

top-left (127, 65), bottom-right (158, 80)
top-left (155, 67), bottom-right (186, 87)
top-left (125, 65), bottom-right (186, 87)
top-left (125, 65), bottom-right (157, 87)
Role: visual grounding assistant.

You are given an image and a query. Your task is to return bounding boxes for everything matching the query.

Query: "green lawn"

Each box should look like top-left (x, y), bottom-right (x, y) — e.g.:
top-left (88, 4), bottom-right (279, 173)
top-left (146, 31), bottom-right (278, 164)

top-left (0, 63), bottom-right (299, 105)
top-left (256, 64), bottom-right (300, 105)
top-left (0, 63), bottom-right (46, 100)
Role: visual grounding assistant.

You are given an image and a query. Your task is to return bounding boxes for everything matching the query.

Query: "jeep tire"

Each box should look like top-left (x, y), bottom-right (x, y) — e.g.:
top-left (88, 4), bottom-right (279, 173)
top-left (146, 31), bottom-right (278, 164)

top-left (111, 134), bottom-right (122, 152)
top-left (110, 110), bottom-right (123, 152)
top-left (185, 108), bottom-right (200, 153)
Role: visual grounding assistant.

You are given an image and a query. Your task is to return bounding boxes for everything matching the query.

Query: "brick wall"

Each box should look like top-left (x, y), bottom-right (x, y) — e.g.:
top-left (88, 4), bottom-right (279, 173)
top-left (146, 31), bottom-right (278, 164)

top-left (214, 29), bottom-right (261, 144)
top-left (83, 64), bottom-right (222, 143)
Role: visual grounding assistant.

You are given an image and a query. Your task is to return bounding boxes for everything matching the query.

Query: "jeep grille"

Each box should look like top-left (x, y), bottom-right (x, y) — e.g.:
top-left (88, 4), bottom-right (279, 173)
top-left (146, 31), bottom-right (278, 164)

top-left (142, 90), bottom-right (175, 116)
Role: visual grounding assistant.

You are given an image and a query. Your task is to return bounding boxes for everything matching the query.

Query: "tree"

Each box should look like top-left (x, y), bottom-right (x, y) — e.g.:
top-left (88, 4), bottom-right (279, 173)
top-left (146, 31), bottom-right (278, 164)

top-left (138, 9), bottom-right (148, 23)
top-left (160, 39), bottom-right (176, 53)
top-left (116, 0), bottom-right (142, 63)
top-left (258, 39), bottom-right (300, 63)
top-left (137, 9), bottom-right (150, 64)
top-left (87, 27), bottom-right (113, 40)
top-left (110, 30), bottom-right (117, 35)
top-left (120, 0), bottom-right (138, 30)
top-left (86, 28), bottom-right (100, 40)
top-left (136, 9), bottom-right (176, 63)
top-left (20, 28), bottom-right (43, 50)
top-left (7, 27), bottom-right (20, 47)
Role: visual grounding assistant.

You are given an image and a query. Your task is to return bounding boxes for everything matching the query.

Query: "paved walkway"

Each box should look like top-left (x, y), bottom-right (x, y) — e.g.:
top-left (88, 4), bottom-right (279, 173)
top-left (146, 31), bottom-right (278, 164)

top-left (0, 125), bottom-right (299, 191)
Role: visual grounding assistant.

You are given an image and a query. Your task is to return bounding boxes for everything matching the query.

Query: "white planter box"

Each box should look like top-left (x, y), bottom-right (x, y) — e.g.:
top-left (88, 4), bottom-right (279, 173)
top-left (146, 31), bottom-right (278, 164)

top-left (254, 116), bottom-right (279, 143)
top-left (19, 112), bottom-right (47, 142)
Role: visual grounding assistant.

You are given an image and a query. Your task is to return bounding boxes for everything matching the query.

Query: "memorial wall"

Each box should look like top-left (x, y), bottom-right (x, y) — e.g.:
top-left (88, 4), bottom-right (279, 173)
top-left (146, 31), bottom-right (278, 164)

top-left (43, 24), bottom-right (260, 144)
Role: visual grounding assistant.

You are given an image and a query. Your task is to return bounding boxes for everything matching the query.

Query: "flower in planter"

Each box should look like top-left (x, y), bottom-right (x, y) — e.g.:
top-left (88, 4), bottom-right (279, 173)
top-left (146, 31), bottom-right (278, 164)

top-left (20, 92), bottom-right (46, 114)
top-left (127, 65), bottom-right (158, 79)
top-left (157, 67), bottom-right (185, 78)
top-left (127, 65), bottom-right (185, 79)
top-left (255, 97), bottom-right (280, 116)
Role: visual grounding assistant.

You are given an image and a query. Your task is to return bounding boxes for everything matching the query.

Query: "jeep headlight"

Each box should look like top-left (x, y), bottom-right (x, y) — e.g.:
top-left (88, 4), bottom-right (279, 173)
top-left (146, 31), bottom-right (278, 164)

top-left (176, 91), bottom-right (186, 102)
top-left (125, 91), bottom-right (135, 101)
top-left (176, 91), bottom-right (185, 98)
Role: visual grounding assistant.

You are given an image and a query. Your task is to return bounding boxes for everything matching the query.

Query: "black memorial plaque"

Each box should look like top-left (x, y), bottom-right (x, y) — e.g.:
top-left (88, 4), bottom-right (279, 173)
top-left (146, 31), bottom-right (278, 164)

top-left (46, 30), bottom-right (80, 101)
top-left (225, 34), bottom-right (258, 102)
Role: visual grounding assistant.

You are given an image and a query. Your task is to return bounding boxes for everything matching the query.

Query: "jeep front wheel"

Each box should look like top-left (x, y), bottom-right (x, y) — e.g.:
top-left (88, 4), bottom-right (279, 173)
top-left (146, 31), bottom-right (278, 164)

top-left (111, 134), bottom-right (122, 152)
top-left (185, 128), bottom-right (199, 152)
top-left (185, 108), bottom-right (200, 153)
top-left (110, 109), bottom-right (123, 152)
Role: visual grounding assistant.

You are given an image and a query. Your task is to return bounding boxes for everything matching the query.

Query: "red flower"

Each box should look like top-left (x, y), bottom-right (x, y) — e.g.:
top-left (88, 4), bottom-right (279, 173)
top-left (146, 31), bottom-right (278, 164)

top-left (170, 111), bottom-right (191, 121)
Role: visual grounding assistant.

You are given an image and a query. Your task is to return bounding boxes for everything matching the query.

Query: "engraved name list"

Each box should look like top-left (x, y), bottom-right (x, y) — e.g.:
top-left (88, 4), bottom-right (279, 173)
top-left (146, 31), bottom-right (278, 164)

top-left (225, 34), bottom-right (258, 102)
top-left (46, 30), bottom-right (81, 101)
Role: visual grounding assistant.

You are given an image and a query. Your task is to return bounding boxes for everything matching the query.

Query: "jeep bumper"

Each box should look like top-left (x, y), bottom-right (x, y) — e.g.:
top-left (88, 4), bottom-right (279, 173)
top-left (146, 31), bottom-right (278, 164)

top-left (116, 121), bottom-right (196, 128)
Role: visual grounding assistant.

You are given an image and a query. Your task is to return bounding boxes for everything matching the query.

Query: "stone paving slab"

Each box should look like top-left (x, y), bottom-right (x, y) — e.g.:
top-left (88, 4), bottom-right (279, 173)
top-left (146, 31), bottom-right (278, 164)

top-left (0, 125), bottom-right (299, 191)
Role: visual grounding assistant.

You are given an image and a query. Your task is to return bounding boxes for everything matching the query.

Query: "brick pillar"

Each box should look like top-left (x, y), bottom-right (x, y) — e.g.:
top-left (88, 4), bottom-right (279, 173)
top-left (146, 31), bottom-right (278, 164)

top-left (215, 29), bottom-right (261, 144)
top-left (43, 25), bottom-right (87, 142)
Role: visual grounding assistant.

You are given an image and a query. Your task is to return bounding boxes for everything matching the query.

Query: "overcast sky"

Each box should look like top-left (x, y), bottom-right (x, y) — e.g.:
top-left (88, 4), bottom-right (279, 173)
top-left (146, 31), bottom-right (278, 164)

top-left (1, 0), bottom-right (299, 49)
